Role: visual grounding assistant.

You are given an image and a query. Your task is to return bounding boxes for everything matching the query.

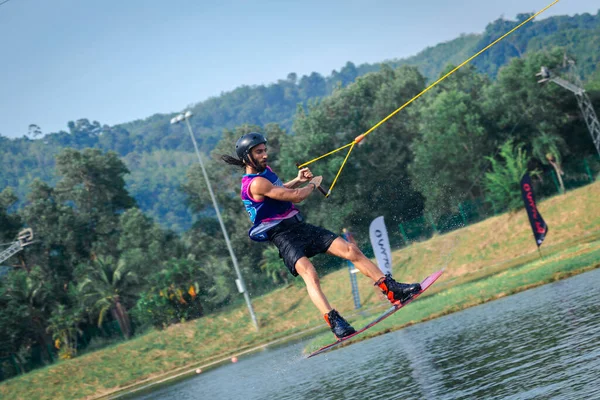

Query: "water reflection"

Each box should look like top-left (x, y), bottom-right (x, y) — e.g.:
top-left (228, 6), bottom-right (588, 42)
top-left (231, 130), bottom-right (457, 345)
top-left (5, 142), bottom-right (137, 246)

top-left (133, 269), bottom-right (600, 400)
top-left (419, 276), bottom-right (600, 399)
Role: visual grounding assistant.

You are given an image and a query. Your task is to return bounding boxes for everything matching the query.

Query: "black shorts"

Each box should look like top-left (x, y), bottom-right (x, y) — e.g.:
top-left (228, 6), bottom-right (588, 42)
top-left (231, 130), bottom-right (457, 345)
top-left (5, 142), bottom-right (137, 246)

top-left (267, 215), bottom-right (338, 277)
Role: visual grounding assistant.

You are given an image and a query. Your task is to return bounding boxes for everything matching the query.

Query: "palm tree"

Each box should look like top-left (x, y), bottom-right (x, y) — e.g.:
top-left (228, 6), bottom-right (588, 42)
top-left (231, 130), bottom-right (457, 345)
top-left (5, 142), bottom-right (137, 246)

top-left (532, 132), bottom-right (567, 194)
top-left (46, 304), bottom-right (83, 359)
top-left (0, 267), bottom-right (56, 369)
top-left (484, 139), bottom-right (540, 211)
top-left (260, 247), bottom-right (289, 285)
top-left (77, 256), bottom-right (139, 339)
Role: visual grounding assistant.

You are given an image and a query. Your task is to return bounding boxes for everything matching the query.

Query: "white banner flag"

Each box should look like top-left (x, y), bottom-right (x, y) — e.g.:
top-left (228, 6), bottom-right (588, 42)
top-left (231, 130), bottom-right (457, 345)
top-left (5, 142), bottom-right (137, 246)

top-left (369, 216), bottom-right (393, 277)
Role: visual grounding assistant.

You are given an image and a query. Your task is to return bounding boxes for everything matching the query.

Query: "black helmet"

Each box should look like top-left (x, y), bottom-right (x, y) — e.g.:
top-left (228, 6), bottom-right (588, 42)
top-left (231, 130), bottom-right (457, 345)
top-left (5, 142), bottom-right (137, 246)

top-left (235, 132), bottom-right (267, 162)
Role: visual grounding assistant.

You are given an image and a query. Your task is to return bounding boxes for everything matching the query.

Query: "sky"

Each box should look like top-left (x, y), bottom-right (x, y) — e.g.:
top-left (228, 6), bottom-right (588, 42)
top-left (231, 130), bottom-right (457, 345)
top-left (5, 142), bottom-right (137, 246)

top-left (0, 0), bottom-right (598, 139)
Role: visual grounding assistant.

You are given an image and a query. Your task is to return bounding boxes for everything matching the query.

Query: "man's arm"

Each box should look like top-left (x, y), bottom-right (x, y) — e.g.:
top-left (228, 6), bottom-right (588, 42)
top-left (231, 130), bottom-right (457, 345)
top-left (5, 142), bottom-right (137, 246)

top-left (284, 167), bottom-right (313, 189)
top-left (283, 176), bottom-right (302, 189)
top-left (251, 176), bottom-right (322, 204)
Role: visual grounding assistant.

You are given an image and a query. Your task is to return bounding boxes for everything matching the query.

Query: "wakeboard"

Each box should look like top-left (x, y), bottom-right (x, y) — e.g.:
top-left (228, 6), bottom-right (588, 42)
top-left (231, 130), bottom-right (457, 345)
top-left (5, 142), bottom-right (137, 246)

top-left (307, 269), bottom-right (444, 358)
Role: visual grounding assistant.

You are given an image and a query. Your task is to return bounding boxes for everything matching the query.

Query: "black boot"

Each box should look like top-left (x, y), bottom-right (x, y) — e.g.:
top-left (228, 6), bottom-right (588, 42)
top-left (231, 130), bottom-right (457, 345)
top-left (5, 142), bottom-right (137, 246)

top-left (324, 309), bottom-right (356, 339)
top-left (375, 275), bottom-right (421, 304)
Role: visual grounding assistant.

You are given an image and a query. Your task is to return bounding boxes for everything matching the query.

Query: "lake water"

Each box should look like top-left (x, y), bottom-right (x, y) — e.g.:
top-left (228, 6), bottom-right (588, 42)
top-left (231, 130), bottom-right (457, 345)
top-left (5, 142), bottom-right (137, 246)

top-left (133, 268), bottom-right (600, 399)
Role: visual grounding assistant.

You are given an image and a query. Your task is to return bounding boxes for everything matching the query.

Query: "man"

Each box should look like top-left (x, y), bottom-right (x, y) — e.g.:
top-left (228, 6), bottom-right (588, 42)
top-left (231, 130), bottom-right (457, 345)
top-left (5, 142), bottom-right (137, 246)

top-left (222, 132), bottom-right (421, 339)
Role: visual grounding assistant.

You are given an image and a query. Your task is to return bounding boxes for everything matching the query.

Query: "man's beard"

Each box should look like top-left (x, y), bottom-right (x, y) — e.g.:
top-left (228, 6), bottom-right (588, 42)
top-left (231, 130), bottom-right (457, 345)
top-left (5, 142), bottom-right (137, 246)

top-left (250, 155), bottom-right (267, 173)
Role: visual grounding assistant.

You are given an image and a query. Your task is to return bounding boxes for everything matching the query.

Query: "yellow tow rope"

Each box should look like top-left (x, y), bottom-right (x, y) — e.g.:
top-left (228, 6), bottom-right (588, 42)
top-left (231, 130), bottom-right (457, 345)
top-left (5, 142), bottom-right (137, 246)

top-left (298, 0), bottom-right (560, 197)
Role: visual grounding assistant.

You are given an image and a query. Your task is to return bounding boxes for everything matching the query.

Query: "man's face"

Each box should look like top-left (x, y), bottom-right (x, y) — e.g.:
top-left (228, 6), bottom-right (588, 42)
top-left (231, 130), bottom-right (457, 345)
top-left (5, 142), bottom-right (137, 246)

top-left (250, 144), bottom-right (268, 170)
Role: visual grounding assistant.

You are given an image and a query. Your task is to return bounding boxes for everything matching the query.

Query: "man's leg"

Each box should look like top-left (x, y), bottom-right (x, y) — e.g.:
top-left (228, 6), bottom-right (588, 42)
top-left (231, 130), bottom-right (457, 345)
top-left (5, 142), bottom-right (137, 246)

top-left (295, 256), bottom-right (356, 338)
top-left (294, 256), bottom-right (332, 314)
top-left (326, 237), bottom-right (421, 303)
top-left (326, 237), bottom-right (384, 282)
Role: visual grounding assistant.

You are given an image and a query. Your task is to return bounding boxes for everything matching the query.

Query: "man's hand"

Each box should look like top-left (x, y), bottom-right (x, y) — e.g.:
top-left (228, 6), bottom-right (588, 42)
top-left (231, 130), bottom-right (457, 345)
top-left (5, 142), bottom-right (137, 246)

top-left (297, 167), bottom-right (313, 183)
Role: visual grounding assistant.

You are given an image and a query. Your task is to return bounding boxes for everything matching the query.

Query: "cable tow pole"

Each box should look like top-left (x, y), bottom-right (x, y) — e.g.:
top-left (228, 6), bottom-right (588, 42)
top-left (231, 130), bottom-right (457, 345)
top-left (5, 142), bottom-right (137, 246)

top-left (297, 0), bottom-right (560, 198)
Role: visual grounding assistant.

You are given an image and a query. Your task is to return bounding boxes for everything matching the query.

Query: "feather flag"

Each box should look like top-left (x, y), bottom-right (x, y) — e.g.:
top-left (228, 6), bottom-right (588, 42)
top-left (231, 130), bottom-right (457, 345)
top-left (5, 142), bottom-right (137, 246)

top-left (520, 173), bottom-right (549, 247)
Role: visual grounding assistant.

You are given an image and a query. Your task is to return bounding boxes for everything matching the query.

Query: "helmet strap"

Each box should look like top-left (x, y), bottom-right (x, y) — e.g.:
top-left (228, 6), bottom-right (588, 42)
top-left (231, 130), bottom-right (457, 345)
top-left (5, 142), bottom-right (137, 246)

top-left (245, 152), bottom-right (265, 173)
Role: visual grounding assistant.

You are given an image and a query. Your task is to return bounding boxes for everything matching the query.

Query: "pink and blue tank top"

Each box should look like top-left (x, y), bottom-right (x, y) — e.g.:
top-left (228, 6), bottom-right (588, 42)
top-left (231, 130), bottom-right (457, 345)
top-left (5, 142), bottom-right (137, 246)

top-left (241, 166), bottom-right (298, 241)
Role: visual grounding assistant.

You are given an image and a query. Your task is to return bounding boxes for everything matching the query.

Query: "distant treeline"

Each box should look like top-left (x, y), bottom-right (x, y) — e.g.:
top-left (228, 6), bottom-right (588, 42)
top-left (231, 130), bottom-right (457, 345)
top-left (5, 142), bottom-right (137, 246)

top-left (1, 12), bottom-right (599, 231)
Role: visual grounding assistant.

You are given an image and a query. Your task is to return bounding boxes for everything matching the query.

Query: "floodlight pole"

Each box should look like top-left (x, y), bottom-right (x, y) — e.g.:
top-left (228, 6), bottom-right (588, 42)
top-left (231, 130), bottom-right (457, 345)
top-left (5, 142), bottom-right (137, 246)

top-left (171, 111), bottom-right (259, 331)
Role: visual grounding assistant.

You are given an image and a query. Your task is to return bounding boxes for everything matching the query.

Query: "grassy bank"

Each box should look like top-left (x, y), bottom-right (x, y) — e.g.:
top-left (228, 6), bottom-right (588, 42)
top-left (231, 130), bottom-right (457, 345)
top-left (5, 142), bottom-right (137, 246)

top-left (1, 182), bottom-right (599, 400)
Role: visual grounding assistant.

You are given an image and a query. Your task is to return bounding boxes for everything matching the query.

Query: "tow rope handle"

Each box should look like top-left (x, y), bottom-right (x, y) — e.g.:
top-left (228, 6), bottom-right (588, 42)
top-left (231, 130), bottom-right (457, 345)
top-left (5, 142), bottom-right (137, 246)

top-left (316, 184), bottom-right (329, 197)
top-left (296, 163), bottom-right (329, 197)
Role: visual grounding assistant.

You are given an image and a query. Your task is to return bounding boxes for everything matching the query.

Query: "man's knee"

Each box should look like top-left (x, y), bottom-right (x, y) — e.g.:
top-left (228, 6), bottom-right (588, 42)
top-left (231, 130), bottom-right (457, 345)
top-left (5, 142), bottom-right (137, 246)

top-left (347, 243), bottom-right (363, 261)
top-left (295, 259), bottom-right (320, 283)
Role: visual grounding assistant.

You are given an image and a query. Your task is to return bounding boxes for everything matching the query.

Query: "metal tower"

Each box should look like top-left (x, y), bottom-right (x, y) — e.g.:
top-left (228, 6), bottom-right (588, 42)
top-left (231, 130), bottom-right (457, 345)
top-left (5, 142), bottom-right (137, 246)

top-left (537, 60), bottom-right (600, 156)
top-left (0, 229), bottom-right (34, 266)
